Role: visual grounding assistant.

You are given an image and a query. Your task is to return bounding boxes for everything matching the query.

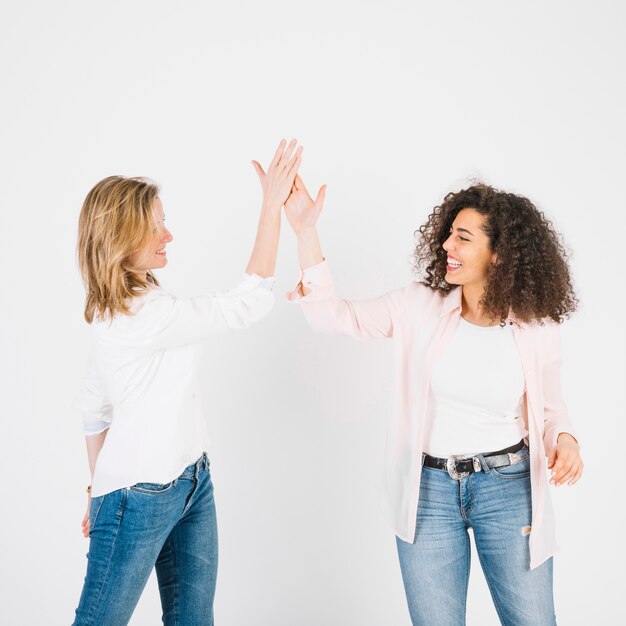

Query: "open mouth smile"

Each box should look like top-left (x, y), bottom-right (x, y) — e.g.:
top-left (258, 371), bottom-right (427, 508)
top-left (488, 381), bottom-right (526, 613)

top-left (447, 256), bottom-right (462, 271)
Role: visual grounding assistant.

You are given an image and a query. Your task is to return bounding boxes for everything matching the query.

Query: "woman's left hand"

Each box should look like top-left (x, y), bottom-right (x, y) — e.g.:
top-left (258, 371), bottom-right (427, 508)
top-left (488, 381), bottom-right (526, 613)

top-left (547, 433), bottom-right (583, 486)
top-left (284, 175), bottom-right (327, 236)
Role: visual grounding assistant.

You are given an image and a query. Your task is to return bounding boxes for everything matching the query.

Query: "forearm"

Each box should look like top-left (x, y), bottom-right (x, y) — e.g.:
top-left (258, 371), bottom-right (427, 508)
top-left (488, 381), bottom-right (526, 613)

top-left (245, 204), bottom-right (281, 278)
top-left (296, 228), bottom-right (324, 295)
top-left (85, 429), bottom-right (108, 479)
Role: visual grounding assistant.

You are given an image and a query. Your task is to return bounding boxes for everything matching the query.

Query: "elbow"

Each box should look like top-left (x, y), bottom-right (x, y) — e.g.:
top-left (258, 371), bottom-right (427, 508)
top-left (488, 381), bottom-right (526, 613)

top-left (228, 292), bottom-right (275, 331)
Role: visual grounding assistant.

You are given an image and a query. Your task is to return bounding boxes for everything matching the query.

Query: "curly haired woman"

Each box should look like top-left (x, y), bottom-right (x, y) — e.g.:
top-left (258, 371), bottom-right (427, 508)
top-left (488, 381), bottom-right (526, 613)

top-left (285, 179), bottom-right (583, 625)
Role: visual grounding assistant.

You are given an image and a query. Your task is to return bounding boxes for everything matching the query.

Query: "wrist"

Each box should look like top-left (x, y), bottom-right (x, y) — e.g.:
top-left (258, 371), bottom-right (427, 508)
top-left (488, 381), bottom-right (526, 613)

top-left (296, 226), bottom-right (318, 239)
top-left (557, 432), bottom-right (579, 447)
top-left (260, 200), bottom-right (282, 217)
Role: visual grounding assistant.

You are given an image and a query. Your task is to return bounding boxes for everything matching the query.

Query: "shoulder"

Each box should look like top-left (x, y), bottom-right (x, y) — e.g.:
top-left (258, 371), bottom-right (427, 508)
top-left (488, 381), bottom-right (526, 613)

top-left (93, 287), bottom-right (175, 334)
top-left (516, 318), bottom-right (563, 361)
top-left (517, 318), bottom-right (561, 338)
top-left (388, 281), bottom-right (459, 325)
top-left (127, 286), bottom-right (177, 315)
top-left (406, 281), bottom-right (441, 299)
top-left (405, 281), bottom-right (458, 310)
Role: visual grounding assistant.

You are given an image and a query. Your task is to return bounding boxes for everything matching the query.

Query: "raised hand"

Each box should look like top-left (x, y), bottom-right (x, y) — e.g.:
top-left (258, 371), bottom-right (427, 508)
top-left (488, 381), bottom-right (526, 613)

top-left (284, 175), bottom-right (327, 235)
top-left (252, 139), bottom-right (302, 212)
top-left (245, 139), bottom-right (301, 278)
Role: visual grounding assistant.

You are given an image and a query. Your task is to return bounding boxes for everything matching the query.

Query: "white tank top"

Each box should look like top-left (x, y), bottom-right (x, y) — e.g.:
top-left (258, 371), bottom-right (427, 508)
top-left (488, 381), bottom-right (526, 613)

top-left (423, 316), bottom-right (527, 458)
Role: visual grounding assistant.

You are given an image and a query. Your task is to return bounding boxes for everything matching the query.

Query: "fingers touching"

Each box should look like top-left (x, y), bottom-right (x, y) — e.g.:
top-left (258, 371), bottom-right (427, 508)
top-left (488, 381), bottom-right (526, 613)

top-left (255, 139), bottom-right (304, 209)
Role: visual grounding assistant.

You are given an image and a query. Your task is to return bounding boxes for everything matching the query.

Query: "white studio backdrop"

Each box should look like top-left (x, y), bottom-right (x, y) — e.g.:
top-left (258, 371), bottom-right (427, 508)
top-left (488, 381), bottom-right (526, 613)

top-left (1, 1), bottom-right (624, 624)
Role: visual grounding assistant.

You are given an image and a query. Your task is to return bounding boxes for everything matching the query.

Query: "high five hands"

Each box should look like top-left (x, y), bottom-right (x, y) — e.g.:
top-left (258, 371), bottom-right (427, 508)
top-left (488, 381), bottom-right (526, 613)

top-left (252, 139), bottom-right (303, 212)
top-left (284, 174), bottom-right (327, 236)
top-left (252, 138), bottom-right (327, 234)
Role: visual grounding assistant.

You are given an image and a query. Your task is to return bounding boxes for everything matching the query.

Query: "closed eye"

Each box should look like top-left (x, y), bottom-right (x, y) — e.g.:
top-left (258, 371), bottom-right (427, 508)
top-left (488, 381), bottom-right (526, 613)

top-left (450, 229), bottom-right (470, 242)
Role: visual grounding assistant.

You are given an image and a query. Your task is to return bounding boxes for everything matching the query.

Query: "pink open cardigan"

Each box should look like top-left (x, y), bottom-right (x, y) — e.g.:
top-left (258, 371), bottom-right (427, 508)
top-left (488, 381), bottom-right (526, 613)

top-left (287, 260), bottom-right (576, 569)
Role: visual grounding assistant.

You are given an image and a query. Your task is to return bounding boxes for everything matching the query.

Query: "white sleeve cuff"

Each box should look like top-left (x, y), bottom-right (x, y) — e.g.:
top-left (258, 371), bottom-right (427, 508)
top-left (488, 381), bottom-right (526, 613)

top-left (234, 273), bottom-right (276, 293)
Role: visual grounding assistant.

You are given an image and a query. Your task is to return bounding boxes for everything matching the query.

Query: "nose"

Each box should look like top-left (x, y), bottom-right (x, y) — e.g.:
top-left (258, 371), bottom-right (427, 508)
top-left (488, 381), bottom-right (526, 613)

top-left (442, 234), bottom-right (453, 252)
top-left (163, 228), bottom-right (173, 243)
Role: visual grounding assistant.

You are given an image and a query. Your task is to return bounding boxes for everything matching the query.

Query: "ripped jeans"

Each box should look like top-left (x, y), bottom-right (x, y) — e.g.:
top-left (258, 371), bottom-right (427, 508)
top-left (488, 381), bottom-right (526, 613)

top-left (396, 445), bottom-right (556, 626)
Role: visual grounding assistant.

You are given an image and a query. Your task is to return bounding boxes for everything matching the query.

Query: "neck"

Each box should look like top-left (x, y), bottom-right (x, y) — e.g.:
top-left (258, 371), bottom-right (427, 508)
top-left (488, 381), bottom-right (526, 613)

top-left (132, 269), bottom-right (149, 280)
top-left (461, 283), bottom-right (497, 326)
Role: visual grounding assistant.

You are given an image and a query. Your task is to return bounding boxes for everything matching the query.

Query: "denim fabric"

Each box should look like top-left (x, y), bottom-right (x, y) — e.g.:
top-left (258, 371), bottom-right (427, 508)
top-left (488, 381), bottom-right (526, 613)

top-left (396, 446), bottom-right (556, 626)
top-left (72, 453), bottom-right (218, 626)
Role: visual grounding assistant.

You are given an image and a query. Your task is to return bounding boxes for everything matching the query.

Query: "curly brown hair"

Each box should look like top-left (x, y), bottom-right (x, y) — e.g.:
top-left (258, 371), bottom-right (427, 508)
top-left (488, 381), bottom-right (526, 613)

top-left (413, 183), bottom-right (578, 324)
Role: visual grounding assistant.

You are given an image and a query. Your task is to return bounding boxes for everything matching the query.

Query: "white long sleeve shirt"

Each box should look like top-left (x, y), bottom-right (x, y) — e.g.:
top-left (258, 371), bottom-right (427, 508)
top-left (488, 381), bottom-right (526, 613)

top-left (74, 274), bottom-right (274, 497)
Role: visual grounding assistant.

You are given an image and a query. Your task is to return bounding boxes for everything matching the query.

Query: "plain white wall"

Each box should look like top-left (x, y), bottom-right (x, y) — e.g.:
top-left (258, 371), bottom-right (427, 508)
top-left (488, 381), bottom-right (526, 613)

top-left (1, 1), bottom-right (624, 624)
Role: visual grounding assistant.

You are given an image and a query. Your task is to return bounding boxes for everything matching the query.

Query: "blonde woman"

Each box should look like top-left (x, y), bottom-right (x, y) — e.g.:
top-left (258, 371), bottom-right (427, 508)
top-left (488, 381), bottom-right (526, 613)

top-left (72, 140), bottom-right (301, 626)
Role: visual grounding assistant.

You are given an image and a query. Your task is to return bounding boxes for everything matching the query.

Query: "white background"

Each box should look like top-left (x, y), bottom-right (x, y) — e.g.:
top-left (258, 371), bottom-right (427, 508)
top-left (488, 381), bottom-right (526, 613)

top-left (1, 1), bottom-right (624, 624)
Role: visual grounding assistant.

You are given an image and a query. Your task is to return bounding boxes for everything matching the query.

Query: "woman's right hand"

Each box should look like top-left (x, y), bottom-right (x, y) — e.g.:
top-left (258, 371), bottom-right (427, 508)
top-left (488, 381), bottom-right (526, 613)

top-left (252, 139), bottom-right (303, 212)
top-left (284, 175), bottom-right (327, 236)
top-left (81, 493), bottom-right (91, 538)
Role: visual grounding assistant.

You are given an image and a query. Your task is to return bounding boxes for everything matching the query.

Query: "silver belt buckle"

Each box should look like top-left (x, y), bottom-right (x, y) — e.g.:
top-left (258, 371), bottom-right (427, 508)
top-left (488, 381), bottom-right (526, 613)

top-left (446, 455), bottom-right (470, 480)
top-left (507, 452), bottom-right (522, 466)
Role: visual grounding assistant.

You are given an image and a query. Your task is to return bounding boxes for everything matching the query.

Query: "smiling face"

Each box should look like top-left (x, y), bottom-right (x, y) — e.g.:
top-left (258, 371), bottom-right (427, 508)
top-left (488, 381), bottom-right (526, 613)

top-left (128, 197), bottom-right (173, 275)
top-left (442, 208), bottom-right (496, 290)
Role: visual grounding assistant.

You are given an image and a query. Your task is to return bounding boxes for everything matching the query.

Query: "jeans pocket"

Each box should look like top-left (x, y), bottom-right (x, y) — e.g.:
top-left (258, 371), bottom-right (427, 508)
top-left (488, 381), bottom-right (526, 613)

top-left (490, 454), bottom-right (531, 479)
top-left (129, 480), bottom-right (176, 494)
top-left (89, 495), bottom-right (105, 534)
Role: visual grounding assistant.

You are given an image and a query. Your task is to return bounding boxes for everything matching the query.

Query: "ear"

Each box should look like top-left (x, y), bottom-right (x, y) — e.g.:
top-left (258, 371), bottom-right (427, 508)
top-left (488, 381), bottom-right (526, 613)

top-left (491, 251), bottom-right (498, 264)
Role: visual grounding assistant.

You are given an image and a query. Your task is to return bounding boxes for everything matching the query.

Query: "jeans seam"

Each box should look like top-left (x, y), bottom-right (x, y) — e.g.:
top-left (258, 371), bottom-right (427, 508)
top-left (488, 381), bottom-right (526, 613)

top-left (458, 480), bottom-right (466, 524)
top-left (89, 496), bottom-right (105, 534)
top-left (459, 478), bottom-right (472, 524)
top-left (182, 468), bottom-right (202, 517)
top-left (475, 544), bottom-right (508, 626)
top-left (463, 531), bottom-right (471, 622)
top-left (85, 489), bottom-right (127, 625)
top-left (467, 476), bottom-right (474, 516)
top-left (171, 536), bottom-right (180, 626)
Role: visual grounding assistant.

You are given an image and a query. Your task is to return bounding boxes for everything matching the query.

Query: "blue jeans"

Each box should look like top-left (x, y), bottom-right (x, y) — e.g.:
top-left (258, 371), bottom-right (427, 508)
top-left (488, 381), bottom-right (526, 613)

top-left (73, 453), bottom-right (218, 626)
top-left (396, 446), bottom-right (556, 626)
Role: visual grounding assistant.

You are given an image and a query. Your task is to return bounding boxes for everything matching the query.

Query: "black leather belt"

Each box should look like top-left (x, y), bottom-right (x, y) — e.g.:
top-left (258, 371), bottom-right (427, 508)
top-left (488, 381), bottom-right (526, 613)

top-left (423, 439), bottom-right (527, 480)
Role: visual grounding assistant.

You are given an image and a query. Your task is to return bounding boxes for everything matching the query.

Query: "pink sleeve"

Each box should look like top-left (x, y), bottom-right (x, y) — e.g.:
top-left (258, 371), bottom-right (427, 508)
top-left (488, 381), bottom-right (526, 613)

top-left (542, 324), bottom-right (578, 451)
top-left (286, 260), bottom-right (404, 339)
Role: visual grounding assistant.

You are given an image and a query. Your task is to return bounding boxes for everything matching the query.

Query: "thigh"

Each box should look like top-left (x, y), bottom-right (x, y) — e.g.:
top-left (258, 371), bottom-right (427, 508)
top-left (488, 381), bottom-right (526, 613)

top-left (396, 466), bottom-right (471, 626)
top-left (73, 480), bottom-right (188, 626)
top-left (471, 455), bottom-right (556, 626)
top-left (156, 467), bottom-right (219, 626)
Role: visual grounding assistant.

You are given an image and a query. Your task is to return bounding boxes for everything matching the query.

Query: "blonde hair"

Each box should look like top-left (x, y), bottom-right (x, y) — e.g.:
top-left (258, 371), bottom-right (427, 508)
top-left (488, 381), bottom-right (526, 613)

top-left (78, 175), bottom-right (161, 323)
